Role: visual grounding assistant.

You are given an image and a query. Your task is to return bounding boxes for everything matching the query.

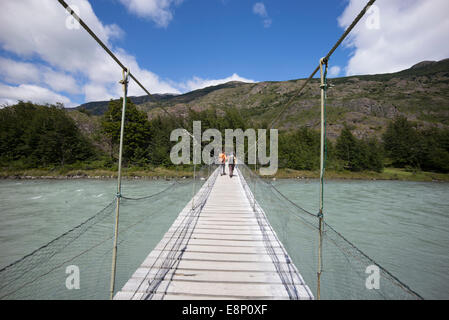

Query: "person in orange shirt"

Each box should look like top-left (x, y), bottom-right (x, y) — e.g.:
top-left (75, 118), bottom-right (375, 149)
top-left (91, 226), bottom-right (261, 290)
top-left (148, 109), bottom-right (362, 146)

top-left (219, 150), bottom-right (227, 175)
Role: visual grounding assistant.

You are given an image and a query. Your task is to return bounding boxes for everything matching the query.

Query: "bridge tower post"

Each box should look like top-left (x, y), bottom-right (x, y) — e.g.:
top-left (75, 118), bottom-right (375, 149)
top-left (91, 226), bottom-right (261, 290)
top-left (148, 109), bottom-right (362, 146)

top-left (317, 57), bottom-right (328, 300)
top-left (110, 67), bottom-right (130, 300)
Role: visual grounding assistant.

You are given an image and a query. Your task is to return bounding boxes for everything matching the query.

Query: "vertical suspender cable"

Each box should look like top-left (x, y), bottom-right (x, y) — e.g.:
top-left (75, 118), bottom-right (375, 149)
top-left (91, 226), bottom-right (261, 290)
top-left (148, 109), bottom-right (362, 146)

top-left (253, 140), bottom-right (257, 209)
top-left (192, 162), bottom-right (196, 209)
top-left (317, 58), bottom-right (328, 300)
top-left (191, 133), bottom-right (199, 209)
top-left (267, 0), bottom-right (376, 130)
top-left (110, 68), bottom-right (130, 300)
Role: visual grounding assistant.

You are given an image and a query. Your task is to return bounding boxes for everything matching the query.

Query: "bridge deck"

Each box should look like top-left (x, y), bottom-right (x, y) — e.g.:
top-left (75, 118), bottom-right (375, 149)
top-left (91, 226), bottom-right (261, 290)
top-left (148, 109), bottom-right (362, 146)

top-left (114, 166), bottom-right (313, 300)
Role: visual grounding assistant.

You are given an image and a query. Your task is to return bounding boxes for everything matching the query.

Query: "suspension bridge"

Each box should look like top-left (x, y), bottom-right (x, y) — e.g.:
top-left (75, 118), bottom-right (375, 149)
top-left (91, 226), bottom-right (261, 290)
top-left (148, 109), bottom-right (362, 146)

top-left (0, 0), bottom-right (425, 300)
top-left (114, 166), bottom-right (313, 300)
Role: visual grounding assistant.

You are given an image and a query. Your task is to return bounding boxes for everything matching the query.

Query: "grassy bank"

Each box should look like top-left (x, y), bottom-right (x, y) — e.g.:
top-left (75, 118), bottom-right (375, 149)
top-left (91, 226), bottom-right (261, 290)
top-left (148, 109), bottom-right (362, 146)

top-left (1, 166), bottom-right (449, 182)
top-left (0, 167), bottom-right (194, 179)
top-left (271, 168), bottom-right (449, 182)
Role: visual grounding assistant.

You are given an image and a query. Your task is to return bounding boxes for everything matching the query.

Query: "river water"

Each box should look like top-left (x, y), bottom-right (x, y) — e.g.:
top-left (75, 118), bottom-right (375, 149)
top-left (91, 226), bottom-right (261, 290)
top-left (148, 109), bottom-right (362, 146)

top-left (272, 179), bottom-right (449, 300)
top-left (0, 178), bottom-right (448, 299)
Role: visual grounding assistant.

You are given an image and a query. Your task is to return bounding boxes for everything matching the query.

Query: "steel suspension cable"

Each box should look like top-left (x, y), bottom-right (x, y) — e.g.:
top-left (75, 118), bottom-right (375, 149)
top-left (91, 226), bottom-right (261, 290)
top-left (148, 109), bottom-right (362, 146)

top-left (57, 0), bottom-right (189, 132)
top-left (268, 0), bottom-right (377, 129)
top-left (242, 0), bottom-right (377, 166)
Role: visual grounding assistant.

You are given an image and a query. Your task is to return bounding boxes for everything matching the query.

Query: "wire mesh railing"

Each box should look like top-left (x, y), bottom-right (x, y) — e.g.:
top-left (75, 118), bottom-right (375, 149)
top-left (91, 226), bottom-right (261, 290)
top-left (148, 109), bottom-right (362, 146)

top-left (0, 161), bottom-right (424, 300)
top-left (237, 162), bottom-right (423, 300)
top-left (0, 165), bottom-right (214, 300)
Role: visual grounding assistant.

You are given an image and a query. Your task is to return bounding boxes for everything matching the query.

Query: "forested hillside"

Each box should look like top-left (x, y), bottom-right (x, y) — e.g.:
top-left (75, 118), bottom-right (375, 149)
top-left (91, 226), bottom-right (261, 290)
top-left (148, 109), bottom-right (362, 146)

top-left (2, 59), bottom-right (449, 178)
top-left (2, 100), bottom-right (449, 176)
top-left (76, 59), bottom-right (449, 141)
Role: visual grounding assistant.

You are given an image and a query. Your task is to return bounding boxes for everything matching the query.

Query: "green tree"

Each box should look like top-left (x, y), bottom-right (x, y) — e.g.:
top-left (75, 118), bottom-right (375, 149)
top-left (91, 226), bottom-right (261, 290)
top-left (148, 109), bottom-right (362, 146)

top-left (417, 127), bottom-right (449, 173)
top-left (278, 128), bottom-right (320, 170)
top-left (335, 125), bottom-right (383, 172)
top-left (364, 138), bottom-right (384, 172)
top-left (0, 101), bottom-right (95, 168)
top-left (335, 125), bottom-right (363, 171)
top-left (101, 98), bottom-right (152, 165)
top-left (382, 116), bottom-right (420, 168)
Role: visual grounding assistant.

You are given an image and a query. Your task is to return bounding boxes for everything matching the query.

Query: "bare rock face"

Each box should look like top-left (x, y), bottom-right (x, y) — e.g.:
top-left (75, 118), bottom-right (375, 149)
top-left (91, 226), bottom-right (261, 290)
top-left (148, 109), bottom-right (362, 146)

top-left (410, 61), bottom-right (437, 69)
top-left (344, 98), bottom-right (399, 118)
top-left (74, 59), bottom-right (449, 144)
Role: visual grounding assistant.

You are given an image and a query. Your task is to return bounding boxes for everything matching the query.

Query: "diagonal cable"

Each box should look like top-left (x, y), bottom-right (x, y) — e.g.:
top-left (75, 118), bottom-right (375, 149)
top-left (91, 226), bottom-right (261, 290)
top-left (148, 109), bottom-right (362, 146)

top-left (57, 0), bottom-right (188, 131)
top-left (268, 0), bottom-right (377, 129)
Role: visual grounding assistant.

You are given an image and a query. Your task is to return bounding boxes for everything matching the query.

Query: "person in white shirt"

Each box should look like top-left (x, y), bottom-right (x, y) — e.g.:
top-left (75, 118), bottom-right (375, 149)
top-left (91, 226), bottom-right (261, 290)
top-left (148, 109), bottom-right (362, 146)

top-left (228, 152), bottom-right (236, 178)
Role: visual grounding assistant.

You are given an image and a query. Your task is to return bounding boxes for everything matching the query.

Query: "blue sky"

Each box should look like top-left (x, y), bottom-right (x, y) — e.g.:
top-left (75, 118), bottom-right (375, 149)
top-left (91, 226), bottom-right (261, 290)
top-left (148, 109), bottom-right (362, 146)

top-left (90, 0), bottom-right (350, 82)
top-left (0, 0), bottom-right (448, 107)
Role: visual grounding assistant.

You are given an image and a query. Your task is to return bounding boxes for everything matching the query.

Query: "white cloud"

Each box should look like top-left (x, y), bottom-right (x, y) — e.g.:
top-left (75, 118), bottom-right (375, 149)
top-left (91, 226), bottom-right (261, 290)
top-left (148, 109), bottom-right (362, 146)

top-left (253, 2), bottom-right (272, 28)
top-left (0, 57), bottom-right (41, 85)
top-left (263, 19), bottom-right (272, 28)
top-left (178, 73), bottom-right (255, 92)
top-left (338, 0), bottom-right (449, 76)
top-left (112, 48), bottom-right (182, 96)
top-left (42, 69), bottom-right (80, 95)
top-left (329, 66), bottom-right (341, 77)
top-left (0, 57), bottom-right (80, 95)
top-left (0, 0), bottom-right (255, 107)
top-left (0, 0), bottom-right (181, 105)
top-left (83, 82), bottom-right (115, 102)
top-left (253, 3), bottom-right (268, 17)
top-left (0, 84), bottom-right (74, 107)
top-left (118, 0), bottom-right (183, 28)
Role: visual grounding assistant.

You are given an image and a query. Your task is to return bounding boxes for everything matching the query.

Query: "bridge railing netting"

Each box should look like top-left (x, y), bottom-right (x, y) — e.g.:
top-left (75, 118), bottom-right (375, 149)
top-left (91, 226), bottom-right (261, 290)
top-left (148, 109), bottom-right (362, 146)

top-left (0, 163), bottom-right (423, 300)
top-left (237, 163), bottom-right (423, 300)
top-left (0, 166), bottom-right (215, 300)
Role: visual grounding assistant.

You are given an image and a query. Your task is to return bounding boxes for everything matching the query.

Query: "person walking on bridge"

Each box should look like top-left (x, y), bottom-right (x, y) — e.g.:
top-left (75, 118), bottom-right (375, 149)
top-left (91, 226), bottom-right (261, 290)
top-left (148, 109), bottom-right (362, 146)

top-left (219, 150), bottom-right (227, 176)
top-left (228, 152), bottom-right (236, 178)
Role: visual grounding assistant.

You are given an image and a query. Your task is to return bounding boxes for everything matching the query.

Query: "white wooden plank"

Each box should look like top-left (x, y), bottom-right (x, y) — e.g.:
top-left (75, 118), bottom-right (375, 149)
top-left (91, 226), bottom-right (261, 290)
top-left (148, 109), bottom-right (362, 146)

top-left (121, 279), bottom-right (311, 299)
top-left (129, 268), bottom-right (305, 285)
top-left (114, 167), bottom-right (313, 300)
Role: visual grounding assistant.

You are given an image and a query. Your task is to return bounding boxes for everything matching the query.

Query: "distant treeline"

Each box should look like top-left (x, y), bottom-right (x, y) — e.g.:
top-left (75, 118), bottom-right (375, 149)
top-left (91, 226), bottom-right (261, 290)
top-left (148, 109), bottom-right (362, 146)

top-left (1, 100), bottom-right (448, 173)
top-left (0, 102), bottom-right (95, 168)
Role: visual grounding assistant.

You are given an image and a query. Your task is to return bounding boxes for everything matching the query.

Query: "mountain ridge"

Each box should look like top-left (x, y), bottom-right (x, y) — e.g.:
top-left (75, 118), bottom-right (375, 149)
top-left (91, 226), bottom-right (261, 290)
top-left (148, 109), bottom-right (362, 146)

top-left (73, 58), bottom-right (449, 140)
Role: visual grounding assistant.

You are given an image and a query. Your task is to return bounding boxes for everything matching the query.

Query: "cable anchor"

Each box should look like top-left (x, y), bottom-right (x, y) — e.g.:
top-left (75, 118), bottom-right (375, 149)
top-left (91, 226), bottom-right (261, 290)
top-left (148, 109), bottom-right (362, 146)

top-left (119, 67), bottom-right (130, 85)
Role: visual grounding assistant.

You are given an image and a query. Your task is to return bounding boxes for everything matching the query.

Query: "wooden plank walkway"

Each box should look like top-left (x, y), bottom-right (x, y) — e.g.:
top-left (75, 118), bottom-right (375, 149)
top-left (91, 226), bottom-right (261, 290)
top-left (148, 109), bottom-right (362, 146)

top-left (114, 165), bottom-right (313, 300)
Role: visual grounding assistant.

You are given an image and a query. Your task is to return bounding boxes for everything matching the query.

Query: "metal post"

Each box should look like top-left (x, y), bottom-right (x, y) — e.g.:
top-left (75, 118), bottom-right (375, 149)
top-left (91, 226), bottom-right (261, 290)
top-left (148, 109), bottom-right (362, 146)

top-left (110, 67), bottom-right (129, 300)
top-left (317, 58), bottom-right (327, 300)
top-left (183, 129), bottom-right (200, 209)
top-left (192, 162), bottom-right (196, 209)
top-left (253, 140), bottom-right (257, 210)
top-left (192, 136), bottom-right (197, 209)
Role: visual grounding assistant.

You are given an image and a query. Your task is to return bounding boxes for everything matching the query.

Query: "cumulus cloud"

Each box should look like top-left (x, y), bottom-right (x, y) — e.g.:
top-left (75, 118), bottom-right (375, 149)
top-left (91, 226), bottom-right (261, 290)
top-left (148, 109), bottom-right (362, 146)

top-left (338, 0), bottom-right (449, 76)
top-left (83, 82), bottom-right (115, 102)
top-left (253, 3), bottom-right (268, 17)
top-left (0, 84), bottom-right (74, 107)
top-left (253, 3), bottom-right (272, 28)
top-left (178, 73), bottom-right (255, 92)
top-left (118, 0), bottom-right (183, 28)
top-left (0, 0), bottom-right (181, 106)
top-left (42, 69), bottom-right (80, 95)
top-left (329, 66), bottom-right (341, 77)
top-left (0, 57), bottom-right (80, 95)
top-left (0, 0), bottom-right (255, 107)
top-left (0, 57), bottom-right (41, 85)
